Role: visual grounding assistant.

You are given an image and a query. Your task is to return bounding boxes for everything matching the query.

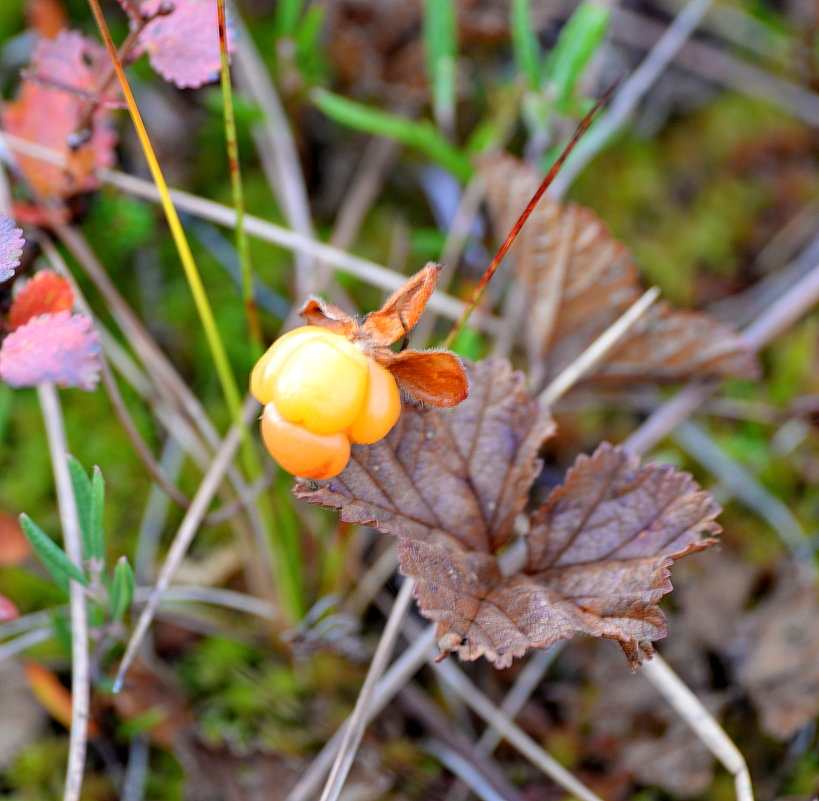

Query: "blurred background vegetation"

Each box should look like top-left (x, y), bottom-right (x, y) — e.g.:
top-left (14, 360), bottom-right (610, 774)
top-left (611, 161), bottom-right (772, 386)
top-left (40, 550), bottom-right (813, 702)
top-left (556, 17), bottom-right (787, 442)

top-left (0, 0), bottom-right (818, 799)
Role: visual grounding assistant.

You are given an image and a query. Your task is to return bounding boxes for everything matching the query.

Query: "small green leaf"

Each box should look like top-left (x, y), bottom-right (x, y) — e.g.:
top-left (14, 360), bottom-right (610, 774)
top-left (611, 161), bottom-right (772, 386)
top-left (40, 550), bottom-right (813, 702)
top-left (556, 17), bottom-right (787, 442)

top-left (19, 514), bottom-right (88, 590)
top-left (67, 457), bottom-right (93, 561)
top-left (544, 2), bottom-right (610, 112)
top-left (511, 0), bottom-right (542, 89)
top-left (89, 466), bottom-right (106, 565)
top-left (109, 557), bottom-right (135, 622)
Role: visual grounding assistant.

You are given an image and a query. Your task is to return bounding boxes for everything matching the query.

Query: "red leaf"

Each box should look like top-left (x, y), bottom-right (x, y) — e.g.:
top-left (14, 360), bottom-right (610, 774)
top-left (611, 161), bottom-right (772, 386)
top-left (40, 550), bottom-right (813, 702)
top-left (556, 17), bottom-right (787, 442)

top-left (478, 154), bottom-right (758, 388)
top-left (134, 0), bottom-right (236, 89)
top-left (8, 271), bottom-right (74, 330)
top-left (0, 311), bottom-right (101, 390)
top-left (0, 214), bottom-right (24, 284)
top-left (2, 31), bottom-right (117, 200)
top-left (297, 362), bottom-right (721, 669)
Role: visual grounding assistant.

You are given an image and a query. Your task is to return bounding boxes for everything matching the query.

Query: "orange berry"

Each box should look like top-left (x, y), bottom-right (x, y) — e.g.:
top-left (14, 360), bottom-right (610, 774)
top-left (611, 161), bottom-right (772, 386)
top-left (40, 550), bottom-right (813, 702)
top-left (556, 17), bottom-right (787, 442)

top-left (260, 401), bottom-right (350, 479)
top-left (349, 360), bottom-right (401, 444)
top-left (250, 326), bottom-right (323, 405)
top-left (250, 326), bottom-right (371, 435)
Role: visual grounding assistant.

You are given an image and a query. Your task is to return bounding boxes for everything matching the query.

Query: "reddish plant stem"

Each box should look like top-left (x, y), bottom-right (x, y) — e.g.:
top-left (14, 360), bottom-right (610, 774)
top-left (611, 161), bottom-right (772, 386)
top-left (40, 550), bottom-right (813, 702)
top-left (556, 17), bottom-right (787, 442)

top-left (443, 79), bottom-right (620, 349)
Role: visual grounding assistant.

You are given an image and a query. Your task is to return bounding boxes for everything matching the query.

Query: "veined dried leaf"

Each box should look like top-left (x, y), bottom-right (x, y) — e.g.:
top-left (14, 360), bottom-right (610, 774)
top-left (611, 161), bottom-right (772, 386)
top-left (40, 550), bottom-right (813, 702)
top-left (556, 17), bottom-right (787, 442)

top-left (296, 359), bottom-right (554, 555)
top-left (0, 215), bottom-right (24, 284)
top-left (0, 311), bottom-right (101, 390)
top-left (2, 31), bottom-right (117, 201)
top-left (8, 271), bottom-right (74, 330)
top-left (478, 154), bottom-right (758, 387)
top-left (297, 362), bottom-right (720, 669)
top-left (134, 0), bottom-right (235, 90)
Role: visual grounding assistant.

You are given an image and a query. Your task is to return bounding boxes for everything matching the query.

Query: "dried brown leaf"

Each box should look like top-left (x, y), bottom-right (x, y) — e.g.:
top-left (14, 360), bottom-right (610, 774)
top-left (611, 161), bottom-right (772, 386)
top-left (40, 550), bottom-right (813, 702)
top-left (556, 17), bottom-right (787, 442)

top-left (478, 154), bottom-right (759, 387)
top-left (295, 359), bottom-right (554, 555)
top-left (738, 587), bottom-right (819, 739)
top-left (297, 359), bottom-right (720, 669)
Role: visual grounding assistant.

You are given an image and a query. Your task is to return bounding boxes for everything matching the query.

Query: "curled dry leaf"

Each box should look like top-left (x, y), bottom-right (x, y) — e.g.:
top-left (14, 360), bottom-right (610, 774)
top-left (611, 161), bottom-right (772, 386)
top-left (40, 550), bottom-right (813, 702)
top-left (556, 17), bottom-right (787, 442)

top-left (478, 154), bottom-right (759, 388)
top-left (297, 359), bottom-right (720, 669)
top-left (0, 311), bottom-right (101, 390)
top-left (8, 271), bottom-right (74, 330)
top-left (2, 31), bottom-right (117, 204)
top-left (300, 262), bottom-right (468, 408)
top-left (737, 586), bottom-right (819, 739)
top-left (131, 0), bottom-right (236, 90)
top-left (0, 215), bottom-right (24, 284)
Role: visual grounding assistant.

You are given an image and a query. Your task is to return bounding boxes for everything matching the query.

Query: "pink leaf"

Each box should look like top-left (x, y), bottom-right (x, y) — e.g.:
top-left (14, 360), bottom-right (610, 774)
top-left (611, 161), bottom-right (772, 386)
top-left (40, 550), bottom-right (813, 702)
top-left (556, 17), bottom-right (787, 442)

top-left (0, 593), bottom-right (18, 622)
top-left (135, 0), bottom-right (236, 89)
top-left (0, 311), bottom-right (101, 391)
top-left (0, 214), bottom-right (24, 284)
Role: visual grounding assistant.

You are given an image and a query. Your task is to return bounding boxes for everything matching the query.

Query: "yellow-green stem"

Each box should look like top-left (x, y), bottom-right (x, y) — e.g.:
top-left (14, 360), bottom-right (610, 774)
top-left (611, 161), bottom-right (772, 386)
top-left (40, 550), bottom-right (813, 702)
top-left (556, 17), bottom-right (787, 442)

top-left (216, 0), bottom-right (262, 354)
top-left (86, 0), bottom-right (304, 621)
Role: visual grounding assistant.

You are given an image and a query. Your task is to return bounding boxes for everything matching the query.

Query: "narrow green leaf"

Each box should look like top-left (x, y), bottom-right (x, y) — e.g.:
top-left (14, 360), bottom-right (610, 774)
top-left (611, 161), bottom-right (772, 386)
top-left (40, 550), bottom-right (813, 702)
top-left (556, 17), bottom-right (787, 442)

top-left (89, 466), bottom-right (106, 565)
top-left (544, 2), bottom-right (610, 111)
top-left (19, 514), bottom-right (88, 589)
top-left (67, 457), bottom-right (93, 561)
top-left (312, 90), bottom-right (473, 181)
top-left (423, 0), bottom-right (457, 129)
top-left (511, 0), bottom-right (541, 88)
top-left (274, 0), bottom-right (304, 38)
top-left (109, 556), bottom-right (135, 622)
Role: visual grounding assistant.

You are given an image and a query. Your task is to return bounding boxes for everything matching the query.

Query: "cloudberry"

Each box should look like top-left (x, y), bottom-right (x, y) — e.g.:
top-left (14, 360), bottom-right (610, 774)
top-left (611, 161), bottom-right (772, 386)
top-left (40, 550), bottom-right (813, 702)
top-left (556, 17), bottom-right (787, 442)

top-left (251, 326), bottom-right (401, 478)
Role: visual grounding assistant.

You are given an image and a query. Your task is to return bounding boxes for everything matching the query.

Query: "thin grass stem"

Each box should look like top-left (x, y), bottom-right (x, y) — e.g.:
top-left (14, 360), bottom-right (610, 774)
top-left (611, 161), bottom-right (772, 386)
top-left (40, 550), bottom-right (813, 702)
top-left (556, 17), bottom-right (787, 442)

top-left (38, 384), bottom-right (91, 801)
top-left (318, 578), bottom-right (416, 801)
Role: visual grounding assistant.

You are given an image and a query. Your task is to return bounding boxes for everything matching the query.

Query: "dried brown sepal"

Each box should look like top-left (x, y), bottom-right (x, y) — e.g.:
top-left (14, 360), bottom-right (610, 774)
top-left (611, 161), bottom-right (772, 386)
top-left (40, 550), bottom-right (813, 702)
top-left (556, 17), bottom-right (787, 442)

top-left (361, 262), bottom-right (442, 347)
top-left (478, 154), bottom-right (759, 388)
top-left (387, 349), bottom-right (469, 407)
top-left (299, 297), bottom-right (357, 337)
top-left (297, 263), bottom-right (469, 407)
top-left (296, 360), bottom-right (721, 669)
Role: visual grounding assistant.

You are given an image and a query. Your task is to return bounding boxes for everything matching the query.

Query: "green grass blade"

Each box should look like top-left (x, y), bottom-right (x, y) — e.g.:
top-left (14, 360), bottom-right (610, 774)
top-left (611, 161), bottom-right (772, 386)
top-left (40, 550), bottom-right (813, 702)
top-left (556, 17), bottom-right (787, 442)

top-left (274, 0), bottom-right (304, 38)
top-left (544, 2), bottom-right (610, 111)
top-left (312, 90), bottom-right (473, 181)
top-left (512, 0), bottom-right (542, 89)
top-left (423, 0), bottom-right (457, 132)
top-left (19, 514), bottom-right (88, 590)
